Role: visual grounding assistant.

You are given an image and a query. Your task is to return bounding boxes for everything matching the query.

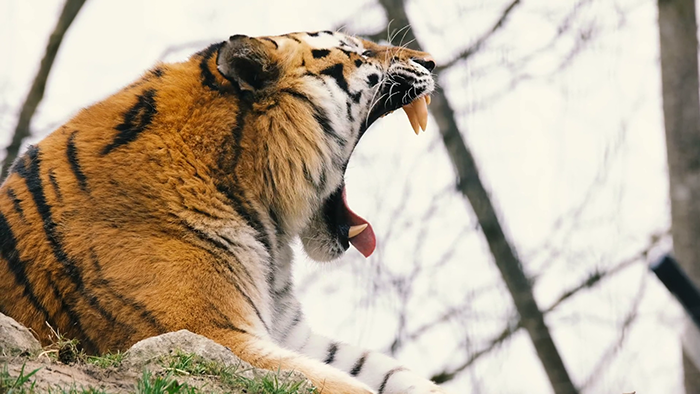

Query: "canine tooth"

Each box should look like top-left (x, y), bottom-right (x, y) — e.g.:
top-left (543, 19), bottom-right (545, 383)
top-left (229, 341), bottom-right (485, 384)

top-left (348, 223), bottom-right (369, 239)
top-left (415, 97), bottom-right (428, 131)
top-left (426, 95), bottom-right (431, 105)
top-left (402, 103), bottom-right (421, 135)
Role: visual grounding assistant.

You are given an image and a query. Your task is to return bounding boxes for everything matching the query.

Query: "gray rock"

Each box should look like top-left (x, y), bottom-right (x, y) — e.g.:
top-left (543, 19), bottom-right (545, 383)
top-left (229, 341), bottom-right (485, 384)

top-left (124, 330), bottom-right (246, 369)
top-left (0, 312), bottom-right (41, 356)
top-left (123, 330), bottom-right (311, 389)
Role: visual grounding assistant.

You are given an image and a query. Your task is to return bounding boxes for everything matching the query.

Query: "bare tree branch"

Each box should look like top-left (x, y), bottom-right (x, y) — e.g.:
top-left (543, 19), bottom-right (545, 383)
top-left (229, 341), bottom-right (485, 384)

top-left (543, 232), bottom-right (665, 314)
top-left (365, 1), bottom-right (578, 393)
top-left (431, 318), bottom-right (521, 384)
top-left (428, 236), bottom-right (660, 385)
top-left (579, 273), bottom-right (645, 391)
top-left (157, 39), bottom-right (219, 61)
top-left (435, 0), bottom-right (521, 72)
top-left (0, 0), bottom-right (87, 180)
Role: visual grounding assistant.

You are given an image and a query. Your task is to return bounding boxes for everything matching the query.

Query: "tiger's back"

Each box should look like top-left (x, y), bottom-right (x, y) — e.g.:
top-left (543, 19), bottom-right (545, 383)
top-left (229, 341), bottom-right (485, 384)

top-left (0, 31), bottom-right (445, 394)
top-left (0, 52), bottom-right (257, 352)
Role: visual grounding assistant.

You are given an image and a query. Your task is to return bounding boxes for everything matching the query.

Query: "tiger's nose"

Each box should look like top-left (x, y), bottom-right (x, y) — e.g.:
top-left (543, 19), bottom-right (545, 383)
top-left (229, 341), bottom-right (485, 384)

top-left (412, 56), bottom-right (436, 72)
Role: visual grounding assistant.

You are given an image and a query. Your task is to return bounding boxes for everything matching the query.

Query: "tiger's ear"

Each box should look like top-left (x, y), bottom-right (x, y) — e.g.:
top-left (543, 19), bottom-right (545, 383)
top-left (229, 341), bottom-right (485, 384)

top-left (217, 35), bottom-right (280, 92)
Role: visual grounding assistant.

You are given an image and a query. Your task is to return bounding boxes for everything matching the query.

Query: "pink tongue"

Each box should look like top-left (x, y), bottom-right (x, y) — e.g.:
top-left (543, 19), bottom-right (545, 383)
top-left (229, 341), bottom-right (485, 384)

top-left (342, 188), bottom-right (376, 257)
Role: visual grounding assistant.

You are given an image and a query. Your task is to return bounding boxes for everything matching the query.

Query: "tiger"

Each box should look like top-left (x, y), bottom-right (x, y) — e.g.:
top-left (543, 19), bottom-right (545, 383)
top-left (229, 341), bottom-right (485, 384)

top-left (0, 31), bottom-right (443, 394)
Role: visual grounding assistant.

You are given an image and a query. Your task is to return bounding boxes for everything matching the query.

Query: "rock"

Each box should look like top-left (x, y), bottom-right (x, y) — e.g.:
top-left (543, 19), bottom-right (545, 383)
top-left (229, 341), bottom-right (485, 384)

top-left (124, 330), bottom-right (247, 369)
top-left (123, 330), bottom-right (311, 389)
top-left (0, 312), bottom-right (41, 356)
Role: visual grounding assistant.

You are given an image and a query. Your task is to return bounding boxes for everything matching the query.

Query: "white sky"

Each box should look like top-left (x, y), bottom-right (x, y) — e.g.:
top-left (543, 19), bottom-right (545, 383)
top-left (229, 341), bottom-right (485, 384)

top-left (0, 0), bottom-right (685, 393)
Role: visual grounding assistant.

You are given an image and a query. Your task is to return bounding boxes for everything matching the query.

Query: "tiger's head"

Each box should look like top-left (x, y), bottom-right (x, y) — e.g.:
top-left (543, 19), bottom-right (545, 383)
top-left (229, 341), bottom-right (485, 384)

top-left (207, 31), bottom-right (435, 262)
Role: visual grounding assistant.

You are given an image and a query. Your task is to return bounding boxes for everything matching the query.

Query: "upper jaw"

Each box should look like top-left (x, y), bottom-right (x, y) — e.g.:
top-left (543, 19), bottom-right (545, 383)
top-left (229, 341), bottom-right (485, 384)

top-left (364, 76), bottom-right (434, 135)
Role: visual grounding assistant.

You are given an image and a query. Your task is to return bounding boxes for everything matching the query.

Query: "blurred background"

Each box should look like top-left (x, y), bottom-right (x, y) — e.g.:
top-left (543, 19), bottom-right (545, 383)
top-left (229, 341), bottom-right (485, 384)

top-left (0, 0), bottom-right (692, 392)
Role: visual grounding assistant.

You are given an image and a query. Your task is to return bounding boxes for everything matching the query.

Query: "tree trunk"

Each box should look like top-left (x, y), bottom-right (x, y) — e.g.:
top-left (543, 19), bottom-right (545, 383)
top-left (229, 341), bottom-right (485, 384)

top-left (372, 1), bottom-right (578, 392)
top-left (658, 0), bottom-right (700, 391)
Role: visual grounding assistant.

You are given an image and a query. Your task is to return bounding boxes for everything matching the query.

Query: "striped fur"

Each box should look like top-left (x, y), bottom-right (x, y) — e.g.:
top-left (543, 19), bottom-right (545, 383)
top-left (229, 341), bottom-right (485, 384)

top-left (0, 31), bottom-right (443, 394)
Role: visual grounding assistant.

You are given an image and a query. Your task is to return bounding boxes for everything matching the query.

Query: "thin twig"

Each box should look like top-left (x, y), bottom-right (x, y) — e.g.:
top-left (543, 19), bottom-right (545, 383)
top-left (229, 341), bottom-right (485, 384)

top-left (1, 0), bottom-right (87, 180)
top-left (436, 0), bottom-right (522, 72)
top-left (431, 319), bottom-right (521, 384)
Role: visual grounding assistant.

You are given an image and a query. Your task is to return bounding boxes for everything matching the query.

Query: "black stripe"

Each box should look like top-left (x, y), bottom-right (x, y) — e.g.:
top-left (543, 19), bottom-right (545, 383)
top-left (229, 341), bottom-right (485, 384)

top-left (15, 147), bottom-right (79, 282)
top-left (287, 308), bottom-right (302, 330)
top-left (102, 90), bottom-right (158, 155)
top-left (367, 74), bottom-right (379, 87)
top-left (232, 281), bottom-right (270, 333)
top-left (267, 207), bottom-right (283, 240)
top-left (200, 44), bottom-right (274, 257)
top-left (302, 164), bottom-right (320, 189)
top-left (215, 185), bottom-right (272, 255)
top-left (312, 49), bottom-right (330, 59)
top-left (6, 189), bottom-right (24, 219)
top-left (230, 195), bottom-right (272, 253)
top-left (378, 367), bottom-right (405, 394)
top-left (260, 37), bottom-right (278, 49)
top-left (324, 342), bottom-right (339, 364)
top-left (47, 168), bottom-right (62, 202)
top-left (278, 308), bottom-right (302, 345)
top-left (320, 64), bottom-right (361, 102)
top-left (212, 319), bottom-right (248, 334)
top-left (0, 211), bottom-right (97, 351)
top-left (66, 131), bottom-right (89, 192)
top-left (273, 280), bottom-right (292, 298)
top-left (350, 353), bottom-right (368, 376)
top-left (151, 67), bottom-right (164, 78)
top-left (199, 42), bottom-right (225, 91)
top-left (265, 231), bottom-right (279, 296)
top-left (346, 101), bottom-right (354, 123)
top-left (48, 274), bottom-right (99, 352)
top-left (14, 146), bottom-right (129, 341)
top-left (280, 88), bottom-right (346, 150)
top-left (7, 158), bottom-right (99, 352)
top-left (208, 301), bottom-right (248, 334)
top-left (276, 93), bottom-right (335, 181)
top-left (355, 59), bottom-right (363, 68)
top-left (213, 104), bottom-right (273, 255)
top-left (177, 222), bottom-right (269, 336)
top-left (179, 220), bottom-right (256, 285)
top-left (307, 32), bottom-right (320, 37)
top-left (87, 250), bottom-right (165, 332)
top-left (0, 211), bottom-right (52, 324)
top-left (182, 220), bottom-right (234, 252)
top-left (262, 146), bottom-right (279, 196)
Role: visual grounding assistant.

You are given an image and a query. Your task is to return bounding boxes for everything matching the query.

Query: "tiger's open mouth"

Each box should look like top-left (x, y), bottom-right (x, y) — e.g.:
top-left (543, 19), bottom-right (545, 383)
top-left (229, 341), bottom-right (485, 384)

top-left (324, 90), bottom-right (433, 258)
top-left (365, 73), bottom-right (433, 136)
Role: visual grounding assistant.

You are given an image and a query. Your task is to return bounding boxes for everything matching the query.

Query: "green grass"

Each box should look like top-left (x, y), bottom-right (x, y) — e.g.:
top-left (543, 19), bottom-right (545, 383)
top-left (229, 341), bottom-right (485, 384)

top-left (0, 363), bottom-right (40, 394)
top-left (2, 348), bottom-right (316, 394)
top-left (135, 370), bottom-right (196, 394)
top-left (83, 352), bottom-right (125, 369)
top-left (231, 373), bottom-right (316, 394)
top-left (38, 326), bottom-right (82, 365)
top-left (159, 351), bottom-right (229, 377)
top-left (158, 351), bottom-right (316, 394)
